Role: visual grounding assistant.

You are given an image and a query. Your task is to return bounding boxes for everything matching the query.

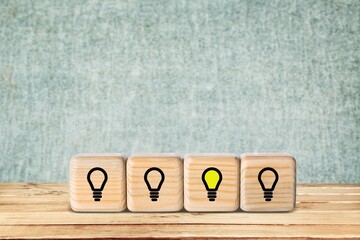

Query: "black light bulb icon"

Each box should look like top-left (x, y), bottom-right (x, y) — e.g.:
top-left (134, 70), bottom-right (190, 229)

top-left (144, 167), bottom-right (165, 201)
top-left (87, 167), bottom-right (108, 202)
top-left (258, 167), bottom-right (279, 201)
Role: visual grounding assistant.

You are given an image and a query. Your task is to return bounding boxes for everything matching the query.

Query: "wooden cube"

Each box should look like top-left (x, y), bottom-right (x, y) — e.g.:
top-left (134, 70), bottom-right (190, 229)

top-left (70, 154), bottom-right (126, 212)
top-left (240, 153), bottom-right (296, 212)
top-left (184, 154), bottom-right (239, 212)
top-left (127, 154), bottom-right (183, 212)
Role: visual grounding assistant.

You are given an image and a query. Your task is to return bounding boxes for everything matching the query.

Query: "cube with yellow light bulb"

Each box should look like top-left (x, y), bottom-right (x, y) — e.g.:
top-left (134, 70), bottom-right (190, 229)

top-left (240, 153), bottom-right (296, 212)
top-left (184, 154), bottom-right (240, 212)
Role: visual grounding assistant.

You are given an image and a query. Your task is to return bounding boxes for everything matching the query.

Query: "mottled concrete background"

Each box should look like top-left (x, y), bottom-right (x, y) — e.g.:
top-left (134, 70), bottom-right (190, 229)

top-left (0, 0), bottom-right (359, 183)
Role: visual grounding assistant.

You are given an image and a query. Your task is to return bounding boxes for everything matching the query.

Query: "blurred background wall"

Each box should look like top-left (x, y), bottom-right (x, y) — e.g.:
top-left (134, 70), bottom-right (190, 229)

top-left (0, 0), bottom-right (359, 183)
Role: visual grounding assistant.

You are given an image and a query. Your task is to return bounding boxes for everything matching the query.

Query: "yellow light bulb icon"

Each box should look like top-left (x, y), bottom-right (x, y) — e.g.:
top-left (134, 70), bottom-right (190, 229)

top-left (202, 167), bottom-right (222, 201)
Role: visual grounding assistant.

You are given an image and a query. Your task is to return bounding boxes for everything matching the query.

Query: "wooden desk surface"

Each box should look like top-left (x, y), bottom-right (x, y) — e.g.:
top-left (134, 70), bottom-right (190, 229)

top-left (0, 183), bottom-right (359, 239)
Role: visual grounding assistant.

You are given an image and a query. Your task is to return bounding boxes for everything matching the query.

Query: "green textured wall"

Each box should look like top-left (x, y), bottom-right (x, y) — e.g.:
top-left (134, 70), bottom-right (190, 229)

top-left (0, 0), bottom-right (359, 183)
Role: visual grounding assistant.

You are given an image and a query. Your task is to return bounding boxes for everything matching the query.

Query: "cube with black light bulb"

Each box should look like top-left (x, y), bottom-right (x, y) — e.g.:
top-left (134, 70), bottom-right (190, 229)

top-left (184, 154), bottom-right (240, 212)
top-left (69, 154), bottom-right (126, 212)
top-left (126, 154), bottom-right (183, 212)
top-left (240, 153), bottom-right (296, 212)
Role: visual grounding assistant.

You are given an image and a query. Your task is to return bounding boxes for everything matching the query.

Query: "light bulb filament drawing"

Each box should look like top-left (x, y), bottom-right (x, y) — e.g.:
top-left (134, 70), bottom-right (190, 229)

top-left (258, 167), bottom-right (279, 201)
top-left (87, 167), bottom-right (108, 202)
top-left (202, 167), bottom-right (222, 201)
top-left (144, 167), bottom-right (165, 201)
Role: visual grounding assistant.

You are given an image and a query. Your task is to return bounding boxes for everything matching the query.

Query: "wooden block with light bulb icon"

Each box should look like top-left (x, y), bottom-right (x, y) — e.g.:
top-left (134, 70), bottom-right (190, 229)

top-left (69, 154), bottom-right (126, 212)
top-left (240, 153), bottom-right (296, 212)
top-left (184, 154), bottom-right (240, 212)
top-left (126, 154), bottom-right (183, 212)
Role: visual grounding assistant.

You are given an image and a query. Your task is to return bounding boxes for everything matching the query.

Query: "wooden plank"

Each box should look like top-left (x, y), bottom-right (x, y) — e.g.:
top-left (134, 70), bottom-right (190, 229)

top-left (0, 184), bottom-right (359, 239)
top-left (0, 197), bottom-right (360, 212)
top-left (1, 211), bottom-right (359, 225)
top-left (0, 184), bottom-right (360, 212)
top-left (297, 183), bottom-right (360, 188)
top-left (297, 184), bottom-right (360, 194)
top-left (0, 202), bottom-right (359, 213)
top-left (295, 201), bottom-right (360, 211)
top-left (0, 224), bottom-right (359, 239)
top-left (1, 201), bottom-right (359, 212)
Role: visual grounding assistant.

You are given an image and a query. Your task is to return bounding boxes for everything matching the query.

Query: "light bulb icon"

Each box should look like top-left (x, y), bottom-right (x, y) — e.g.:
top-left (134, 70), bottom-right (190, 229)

top-left (87, 167), bottom-right (108, 202)
top-left (144, 167), bottom-right (165, 201)
top-left (202, 167), bottom-right (222, 201)
top-left (258, 167), bottom-right (279, 201)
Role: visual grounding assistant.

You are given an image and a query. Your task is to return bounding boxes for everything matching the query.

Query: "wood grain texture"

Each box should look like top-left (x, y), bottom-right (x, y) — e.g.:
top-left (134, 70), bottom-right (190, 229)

top-left (0, 183), bottom-right (359, 239)
top-left (127, 153), bottom-right (183, 212)
top-left (184, 154), bottom-right (240, 212)
top-left (240, 153), bottom-right (296, 212)
top-left (69, 154), bottom-right (126, 212)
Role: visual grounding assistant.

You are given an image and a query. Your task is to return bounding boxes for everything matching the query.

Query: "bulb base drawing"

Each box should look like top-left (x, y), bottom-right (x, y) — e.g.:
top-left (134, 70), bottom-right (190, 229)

top-left (207, 191), bottom-right (217, 201)
top-left (92, 191), bottom-right (103, 201)
top-left (149, 191), bottom-right (159, 201)
top-left (263, 190), bottom-right (273, 201)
